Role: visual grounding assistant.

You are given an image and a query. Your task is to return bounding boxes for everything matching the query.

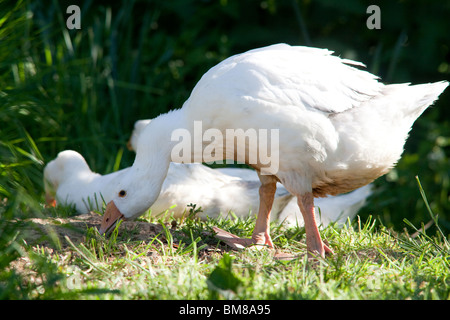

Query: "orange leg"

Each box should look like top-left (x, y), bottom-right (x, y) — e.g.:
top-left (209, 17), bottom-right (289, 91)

top-left (251, 180), bottom-right (276, 247)
top-left (297, 193), bottom-right (334, 258)
top-left (213, 178), bottom-right (277, 250)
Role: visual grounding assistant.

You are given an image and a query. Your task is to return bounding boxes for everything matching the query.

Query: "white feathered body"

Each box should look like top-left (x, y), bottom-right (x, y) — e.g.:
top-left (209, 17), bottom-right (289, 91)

top-left (173, 44), bottom-right (447, 198)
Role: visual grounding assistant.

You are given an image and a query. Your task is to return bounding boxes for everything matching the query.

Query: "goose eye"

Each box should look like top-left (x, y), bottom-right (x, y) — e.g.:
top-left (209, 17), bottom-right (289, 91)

top-left (118, 190), bottom-right (127, 198)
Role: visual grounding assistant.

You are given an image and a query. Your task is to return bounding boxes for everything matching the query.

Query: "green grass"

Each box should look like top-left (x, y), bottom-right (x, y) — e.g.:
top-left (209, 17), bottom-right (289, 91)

top-left (4, 212), bottom-right (450, 300)
top-left (1, 1), bottom-right (449, 301)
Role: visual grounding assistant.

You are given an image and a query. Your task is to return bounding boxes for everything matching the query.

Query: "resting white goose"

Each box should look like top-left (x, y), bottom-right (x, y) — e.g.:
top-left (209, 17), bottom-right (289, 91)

top-left (98, 44), bottom-right (447, 257)
top-left (44, 149), bottom-right (371, 228)
top-left (43, 150), bottom-right (290, 219)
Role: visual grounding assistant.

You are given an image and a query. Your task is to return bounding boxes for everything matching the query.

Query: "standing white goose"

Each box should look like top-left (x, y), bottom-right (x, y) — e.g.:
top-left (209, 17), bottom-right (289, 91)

top-left (99, 44), bottom-right (448, 258)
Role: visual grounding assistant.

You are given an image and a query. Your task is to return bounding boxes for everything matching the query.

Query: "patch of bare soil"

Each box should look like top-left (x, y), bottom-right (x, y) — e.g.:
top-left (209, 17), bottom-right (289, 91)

top-left (20, 212), bottom-right (166, 249)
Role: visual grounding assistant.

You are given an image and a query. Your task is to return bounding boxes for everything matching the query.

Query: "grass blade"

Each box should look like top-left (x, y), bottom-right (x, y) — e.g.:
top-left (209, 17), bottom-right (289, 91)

top-left (415, 176), bottom-right (450, 250)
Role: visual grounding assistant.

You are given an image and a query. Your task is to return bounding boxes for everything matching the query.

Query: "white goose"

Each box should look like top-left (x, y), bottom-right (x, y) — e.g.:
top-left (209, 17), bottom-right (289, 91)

top-left (44, 149), bottom-right (371, 228)
top-left (98, 44), bottom-right (447, 257)
top-left (43, 150), bottom-right (290, 219)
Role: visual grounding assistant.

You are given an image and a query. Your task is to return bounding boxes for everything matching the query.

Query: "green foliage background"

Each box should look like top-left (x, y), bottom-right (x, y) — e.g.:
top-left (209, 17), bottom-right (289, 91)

top-left (1, 0), bottom-right (449, 230)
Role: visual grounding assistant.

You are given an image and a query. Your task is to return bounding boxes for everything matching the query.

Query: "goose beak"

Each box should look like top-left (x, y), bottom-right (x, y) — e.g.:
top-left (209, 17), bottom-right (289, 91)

top-left (126, 138), bottom-right (134, 151)
top-left (45, 193), bottom-right (57, 208)
top-left (99, 201), bottom-right (124, 235)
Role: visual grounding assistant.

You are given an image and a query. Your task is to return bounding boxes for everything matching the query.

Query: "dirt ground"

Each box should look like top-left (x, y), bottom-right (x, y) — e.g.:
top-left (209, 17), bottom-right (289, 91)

top-left (20, 212), bottom-right (167, 249)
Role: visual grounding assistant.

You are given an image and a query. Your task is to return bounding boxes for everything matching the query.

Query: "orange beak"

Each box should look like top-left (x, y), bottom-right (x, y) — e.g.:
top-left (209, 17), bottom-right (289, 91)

top-left (99, 201), bottom-right (124, 235)
top-left (45, 193), bottom-right (57, 208)
top-left (126, 138), bottom-right (134, 151)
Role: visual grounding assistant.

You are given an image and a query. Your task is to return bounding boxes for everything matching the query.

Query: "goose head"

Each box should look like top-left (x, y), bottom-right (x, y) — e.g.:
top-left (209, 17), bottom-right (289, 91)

top-left (98, 166), bottom-right (165, 234)
top-left (99, 113), bottom-right (178, 234)
top-left (127, 119), bottom-right (151, 151)
top-left (43, 150), bottom-right (92, 207)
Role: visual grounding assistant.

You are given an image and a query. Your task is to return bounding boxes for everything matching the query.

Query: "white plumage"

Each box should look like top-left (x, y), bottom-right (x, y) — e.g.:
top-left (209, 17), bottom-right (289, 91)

top-left (82, 43), bottom-right (445, 257)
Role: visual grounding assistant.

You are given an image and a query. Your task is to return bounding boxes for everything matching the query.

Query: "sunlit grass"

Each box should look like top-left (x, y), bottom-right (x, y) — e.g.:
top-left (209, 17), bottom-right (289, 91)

top-left (5, 212), bottom-right (448, 300)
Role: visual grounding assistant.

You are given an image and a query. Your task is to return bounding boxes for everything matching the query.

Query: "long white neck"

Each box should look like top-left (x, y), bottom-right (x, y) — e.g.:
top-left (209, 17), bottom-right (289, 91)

top-left (128, 109), bottom-right (187, 214)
